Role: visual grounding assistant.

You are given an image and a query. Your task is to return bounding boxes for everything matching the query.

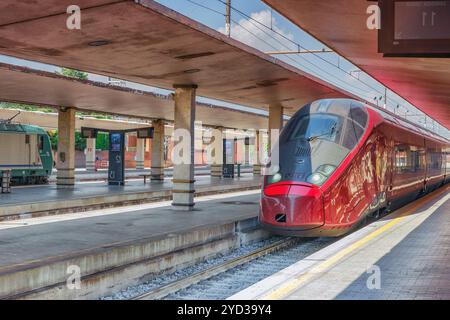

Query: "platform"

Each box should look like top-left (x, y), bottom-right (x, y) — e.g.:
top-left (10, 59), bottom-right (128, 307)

top-left (47, 166), bottom-right (253, 183)
top-left (0, 190), bottom-right (264, 299)
top-left (230, 185), bottom-right (450, 300)
top-left (0, 174), bottom-right (261, 220)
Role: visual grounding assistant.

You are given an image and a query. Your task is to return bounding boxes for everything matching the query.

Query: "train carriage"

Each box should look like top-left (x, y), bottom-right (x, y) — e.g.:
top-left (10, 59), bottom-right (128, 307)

top-left (260, 99), bottom-right (449, 237)
top-left (0, 122), bottom-right (53, 184)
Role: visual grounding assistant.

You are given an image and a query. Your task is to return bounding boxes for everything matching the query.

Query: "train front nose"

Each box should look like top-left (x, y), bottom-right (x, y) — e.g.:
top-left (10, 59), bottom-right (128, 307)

top-left (260, 183), bottom-right (324, 235)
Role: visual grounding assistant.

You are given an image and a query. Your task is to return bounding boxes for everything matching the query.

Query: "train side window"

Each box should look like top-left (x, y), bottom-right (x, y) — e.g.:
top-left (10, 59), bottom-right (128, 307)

top-left (342, 119), bottom-right (364, 150)
top-left (25, 134), bottom-right (30, 144)
top-left (349, 104), bottom-right (368, 128)
top-left (394, 145), bottom-right (408, 173)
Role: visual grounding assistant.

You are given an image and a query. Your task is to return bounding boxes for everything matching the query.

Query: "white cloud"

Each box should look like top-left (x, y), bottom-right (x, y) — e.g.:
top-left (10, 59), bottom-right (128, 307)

top-left (218, 10), bottom-right (296, 53)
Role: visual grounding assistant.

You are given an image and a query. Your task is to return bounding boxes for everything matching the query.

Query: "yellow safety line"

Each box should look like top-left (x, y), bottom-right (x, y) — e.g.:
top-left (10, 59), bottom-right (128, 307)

top-left (261, 185), bottom-right (450, 300)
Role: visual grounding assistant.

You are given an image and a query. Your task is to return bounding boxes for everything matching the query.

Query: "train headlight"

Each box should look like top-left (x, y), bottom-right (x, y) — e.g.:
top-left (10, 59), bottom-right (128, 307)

top-left (306, 172), bottom-right (327, 186)
top-left (270, 173), bottom-right (282, 184)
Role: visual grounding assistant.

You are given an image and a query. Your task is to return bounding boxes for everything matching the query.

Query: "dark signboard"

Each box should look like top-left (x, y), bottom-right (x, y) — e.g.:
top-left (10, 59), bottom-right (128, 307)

top-left (137, 127), bottom-right (154, 139)
top-left (80, 127), bottom-right (98, 139)
top-left (379, 0), bottom-right (450, 57)
top-left (108, 132), bottom-right (125, 185)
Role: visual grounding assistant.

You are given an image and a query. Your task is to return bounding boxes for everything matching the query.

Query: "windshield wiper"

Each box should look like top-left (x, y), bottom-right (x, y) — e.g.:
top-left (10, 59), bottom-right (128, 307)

top-left (307, 124), bottom-right (337, 142)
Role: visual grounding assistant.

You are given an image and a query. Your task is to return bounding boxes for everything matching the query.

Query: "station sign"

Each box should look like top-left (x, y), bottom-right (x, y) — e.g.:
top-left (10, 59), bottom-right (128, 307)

top-left (379, 0), bottom-right (450, 57)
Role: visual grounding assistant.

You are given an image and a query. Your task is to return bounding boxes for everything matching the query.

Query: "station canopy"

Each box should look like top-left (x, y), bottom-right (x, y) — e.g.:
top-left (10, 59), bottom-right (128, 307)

top-left (0, 63), bottom-right (269, 131)
top-left (262, 0), bottom-right (450, 129)
top-left (0, 0), bottom-right (353, 120)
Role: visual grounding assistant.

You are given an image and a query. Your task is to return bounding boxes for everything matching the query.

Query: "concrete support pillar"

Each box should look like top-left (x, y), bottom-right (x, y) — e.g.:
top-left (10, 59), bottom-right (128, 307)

top-left (151, 119), bottom-right (165, 180)
top-left (268, 103), bottom-right (284, 150)
top-left (86, 138), bottom-right (96, 171)
top-left (172, 85), bottom-right (197, 211)
top-left (57, 107), bottom-right (76, 187)
top-left (244, 136), bottom-right (250, 165)
top-left (253, 130), bottom-right (262, 175)
top-left (136, 138), bottom-right (145, 170)
top-left (210, 127), bottom-right (224, 178)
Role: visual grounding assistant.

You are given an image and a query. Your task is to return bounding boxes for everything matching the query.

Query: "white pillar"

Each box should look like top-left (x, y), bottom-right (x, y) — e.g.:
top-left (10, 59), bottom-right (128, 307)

top-left (136, 138), bottom-right (145, 170)
top-left (151, 119), bottom-right (165, 180)
top-left (172, 85), bottom-right (197, 211)
top-left (57, 107), bottom-right (76, 187)
top-left (86, 138), bottom-right (96, 171)
top-left (269, 103), bottom-right (284, 150)
top-left (244, 136), bottom-right (250, 165)
top-left (210, 126), bottom-right (224, 178)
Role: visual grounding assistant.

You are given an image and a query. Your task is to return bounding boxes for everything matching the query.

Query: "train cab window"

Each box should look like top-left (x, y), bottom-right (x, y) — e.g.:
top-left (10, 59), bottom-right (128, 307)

top-left (283, 114), bottom-right (342, 144)
top-left (38, 136), bottom-right (44, 151)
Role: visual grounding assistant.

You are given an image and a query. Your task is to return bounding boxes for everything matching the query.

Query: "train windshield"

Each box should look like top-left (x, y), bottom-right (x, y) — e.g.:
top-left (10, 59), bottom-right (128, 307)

top-left (283, 114), bottom-right (341, 143)
top-left (267, 100), bottom-right (368, 187)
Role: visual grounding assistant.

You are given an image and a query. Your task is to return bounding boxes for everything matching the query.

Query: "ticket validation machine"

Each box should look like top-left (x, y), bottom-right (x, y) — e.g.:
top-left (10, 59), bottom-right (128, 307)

top-left (108, 131), bottom-right (125, 186)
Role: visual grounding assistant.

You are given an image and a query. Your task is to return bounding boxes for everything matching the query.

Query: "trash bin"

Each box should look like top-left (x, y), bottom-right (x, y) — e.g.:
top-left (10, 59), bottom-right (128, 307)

top-left (1, 170), bottom-right (12, 194)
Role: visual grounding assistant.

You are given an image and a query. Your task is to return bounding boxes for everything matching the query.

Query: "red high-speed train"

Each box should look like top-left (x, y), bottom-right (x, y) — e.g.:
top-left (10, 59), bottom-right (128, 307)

top-left (260, 99), bottom-right (449, 237)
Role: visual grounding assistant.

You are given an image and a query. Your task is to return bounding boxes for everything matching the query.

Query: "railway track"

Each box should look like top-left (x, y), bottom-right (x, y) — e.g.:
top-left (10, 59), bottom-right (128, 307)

top-left (131, 237), bottom-right (300, 300)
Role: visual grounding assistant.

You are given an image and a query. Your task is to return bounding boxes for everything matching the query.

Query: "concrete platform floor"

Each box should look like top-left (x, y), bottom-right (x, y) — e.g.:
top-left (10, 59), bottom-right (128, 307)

top-left (0, 174), bottom-right (261, 219)
top-left (0, 190), bottom-right (263, 299)
top-left (231, 185), bottom-right (450, 300)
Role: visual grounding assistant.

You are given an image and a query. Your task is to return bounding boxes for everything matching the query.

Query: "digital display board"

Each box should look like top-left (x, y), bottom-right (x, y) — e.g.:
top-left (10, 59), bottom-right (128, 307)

top-left (137, 127), bottom-right (154, 139)
top-left (80, 127), bottom-right (98, 139)
top-left (379, 0), bottom-right (450, 57)
top-left (394, 1), bottom-right (450, 40)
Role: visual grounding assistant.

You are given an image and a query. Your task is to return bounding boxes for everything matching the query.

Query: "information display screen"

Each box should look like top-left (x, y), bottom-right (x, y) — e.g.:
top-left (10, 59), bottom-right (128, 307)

top-left (379, 0), bottom-right (450, 56)
top-left (394, 1), bottom-right (450, 40)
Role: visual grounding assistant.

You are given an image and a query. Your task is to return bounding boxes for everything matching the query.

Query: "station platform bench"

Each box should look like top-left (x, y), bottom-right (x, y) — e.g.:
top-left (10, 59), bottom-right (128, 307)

top-left (0, 174), bottom-right (261, 221)
top-left (230, 185), bottom-right (450, 300)
top-left (0, 190), bottom-right (266, 299)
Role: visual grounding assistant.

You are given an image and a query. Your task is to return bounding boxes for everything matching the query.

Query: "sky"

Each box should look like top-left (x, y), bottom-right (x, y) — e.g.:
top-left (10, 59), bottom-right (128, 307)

top-left (0, 0), bottom-right (448, 137)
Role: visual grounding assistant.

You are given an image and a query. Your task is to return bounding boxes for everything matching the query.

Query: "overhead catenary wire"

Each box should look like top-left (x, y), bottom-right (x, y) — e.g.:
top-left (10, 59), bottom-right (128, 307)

top-left (182, 0), bottom-right (447, 136)
top-left (214, 0), bottom-right (408, 108)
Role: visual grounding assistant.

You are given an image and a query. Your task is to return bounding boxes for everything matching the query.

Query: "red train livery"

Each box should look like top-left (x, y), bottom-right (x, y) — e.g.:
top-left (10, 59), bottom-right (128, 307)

top-left (260, 99), bottom-right (449, 237)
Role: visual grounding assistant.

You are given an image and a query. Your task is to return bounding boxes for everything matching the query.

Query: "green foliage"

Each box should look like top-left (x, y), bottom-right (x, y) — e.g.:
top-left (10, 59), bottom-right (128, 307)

top-left (96, 132), bottom-right (109, 150)
top-left (47, 131), bottom-right (109, 151)
top-left (0, 102), bottom-right (54, 113)
top-left (59, 68), bottom-right (88, 80)
top-left (75, 132), bottom-right (86, 151)
top-left (47, 131), bottom-right (58, 151)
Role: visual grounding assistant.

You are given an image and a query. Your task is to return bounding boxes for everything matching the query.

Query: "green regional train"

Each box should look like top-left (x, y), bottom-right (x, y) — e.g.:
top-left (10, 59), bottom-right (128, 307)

top-left (0, 122), bottom-right (53, 184)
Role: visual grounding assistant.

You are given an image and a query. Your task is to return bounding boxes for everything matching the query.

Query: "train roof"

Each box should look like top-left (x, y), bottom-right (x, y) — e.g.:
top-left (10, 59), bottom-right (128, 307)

top-left (0, 122), bottom-right (46, 135)
top-left (306, 99), bottom-right (449, 145)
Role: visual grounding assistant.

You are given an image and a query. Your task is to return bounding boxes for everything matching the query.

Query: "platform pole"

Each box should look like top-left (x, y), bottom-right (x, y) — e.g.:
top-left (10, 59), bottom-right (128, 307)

top-left (136, 137), bottom-right (146, 170)
top-left (85, 138), bottom-right (96, 171)
top-left (57, 107), bottom-right (76, 187)
top-left (172, 85), bottom-right (197, 211)
top-left (151, 119), bottom-right (165, 181)
top-left (210, 126), bottom-right (224, 178)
